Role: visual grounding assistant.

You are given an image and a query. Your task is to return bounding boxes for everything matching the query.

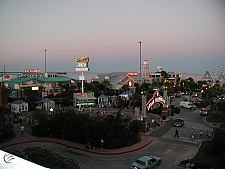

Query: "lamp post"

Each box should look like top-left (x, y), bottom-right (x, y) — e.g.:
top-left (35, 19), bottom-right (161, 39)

top-left (141, 91), bottom-right (147, 118)
top-left (141, 91), bottom-right (147, 133)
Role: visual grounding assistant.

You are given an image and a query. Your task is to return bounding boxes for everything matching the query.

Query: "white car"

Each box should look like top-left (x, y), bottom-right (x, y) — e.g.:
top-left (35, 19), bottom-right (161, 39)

top-left (130, 155), bottom-right (162, 169)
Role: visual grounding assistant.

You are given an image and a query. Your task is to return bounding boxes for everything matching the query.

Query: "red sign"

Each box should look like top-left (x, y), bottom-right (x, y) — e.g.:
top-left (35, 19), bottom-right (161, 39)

top-left (127, 72), bottom-right (138, 76)
top-left (24, 69), bottom-right (40, 73)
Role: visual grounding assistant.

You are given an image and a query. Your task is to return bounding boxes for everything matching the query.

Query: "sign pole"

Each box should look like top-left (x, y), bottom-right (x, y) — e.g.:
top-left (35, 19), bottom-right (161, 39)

top-left (81, 71), bottom-right (84, 93)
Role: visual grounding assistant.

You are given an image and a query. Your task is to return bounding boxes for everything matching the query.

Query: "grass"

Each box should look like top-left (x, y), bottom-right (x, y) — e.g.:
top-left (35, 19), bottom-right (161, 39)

top-left (179, 141), bottom-right (225, 169)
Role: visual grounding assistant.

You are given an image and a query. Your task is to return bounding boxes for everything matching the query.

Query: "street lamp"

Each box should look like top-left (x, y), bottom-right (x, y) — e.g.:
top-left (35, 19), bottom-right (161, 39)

top-left (141, 91), bottom-right (147, 120)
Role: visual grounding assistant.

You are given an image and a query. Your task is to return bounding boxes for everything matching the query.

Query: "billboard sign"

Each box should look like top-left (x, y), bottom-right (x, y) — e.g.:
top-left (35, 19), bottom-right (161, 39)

top-left (76, 57), bottom-right (89, 64)
top-left (75, 57), bottom-right (89, 72)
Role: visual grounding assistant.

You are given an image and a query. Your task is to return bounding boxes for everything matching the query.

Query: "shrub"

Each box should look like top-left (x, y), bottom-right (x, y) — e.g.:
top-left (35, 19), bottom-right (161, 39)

top-left (23, 146), bottom-right (81, 169)
top-left (31, 110), bottom-right (142, 149)
top-left (0, 123), bottom-right (15, 143)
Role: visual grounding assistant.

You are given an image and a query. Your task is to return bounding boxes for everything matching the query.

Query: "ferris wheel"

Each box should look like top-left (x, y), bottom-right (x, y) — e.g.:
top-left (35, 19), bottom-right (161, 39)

top-left (214, 65), bottom-right (225, 84)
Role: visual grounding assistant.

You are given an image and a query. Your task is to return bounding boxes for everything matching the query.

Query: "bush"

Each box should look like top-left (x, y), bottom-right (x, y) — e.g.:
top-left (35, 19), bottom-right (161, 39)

top-left (206, 111), bottom-right (225, 124)
top-left (31, 110), bottom-right (142, 149)
top-left (105, 137), bottom-right (126, 149)
top-left (171, 106), bottom-right (180, 116)
top-left (0, 123), bottom-right (15, 143)
top-left (23, 146), bottom-right (81, 169)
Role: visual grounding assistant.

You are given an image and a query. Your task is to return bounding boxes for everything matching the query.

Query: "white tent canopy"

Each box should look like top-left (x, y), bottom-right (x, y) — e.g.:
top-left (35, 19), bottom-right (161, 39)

top-left (11, 99), bottom-right (28, 113)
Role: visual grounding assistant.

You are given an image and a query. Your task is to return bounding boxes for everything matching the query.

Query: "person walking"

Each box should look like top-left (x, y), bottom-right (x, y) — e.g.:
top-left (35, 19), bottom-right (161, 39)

top-left (192, 129), bottom-right (196, 139)
top-left (21, 125), bottom-right (24, 134)
top-left (200, 130), bottom-right (203, 138)
top-left (174, 128), bottom-right (179, 138)
top-left (100, 138), bottom-right (105, 152)
top-left (17, 124), bottom-right (20, 134)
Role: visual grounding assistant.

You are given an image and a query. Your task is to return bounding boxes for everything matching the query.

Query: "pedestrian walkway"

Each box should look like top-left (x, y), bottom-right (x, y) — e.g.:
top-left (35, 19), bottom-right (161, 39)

top-left (0, 121), bottom-right (167, 155)
top-left (0, 109), bottom-right (169, 155)
top-left (0, 121), bottom-right (166, 155)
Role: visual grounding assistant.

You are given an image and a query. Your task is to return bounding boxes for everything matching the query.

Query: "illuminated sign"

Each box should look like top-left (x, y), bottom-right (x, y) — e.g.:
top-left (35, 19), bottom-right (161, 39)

top-left (77, 62), bottom-right (88, 68)
top-left (75, 68), bottom-right (89, 71)
top-left (24, 69), bottom-right (40, 73)
top-left (146, 91), bottom-right (165, 111)
top-left (32, 86), bottom-right (39, 91)
top-left (127, 72), bottom-right (138, 76)
top-left (76, 57), bottom-right (89, 64)
top-left (79, 76), bottom-right (85, 80)
top-left (76, 62), bottom-right (89, 71)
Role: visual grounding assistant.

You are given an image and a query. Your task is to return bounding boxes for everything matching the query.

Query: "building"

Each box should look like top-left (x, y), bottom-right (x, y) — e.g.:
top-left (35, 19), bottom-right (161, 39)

top-left (141, 60), bottom-right (150, 77)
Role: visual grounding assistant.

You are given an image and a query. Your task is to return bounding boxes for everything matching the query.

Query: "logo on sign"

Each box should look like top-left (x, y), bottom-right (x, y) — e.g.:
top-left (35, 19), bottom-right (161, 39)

top-left (77, 62), bottom-right (88, 68)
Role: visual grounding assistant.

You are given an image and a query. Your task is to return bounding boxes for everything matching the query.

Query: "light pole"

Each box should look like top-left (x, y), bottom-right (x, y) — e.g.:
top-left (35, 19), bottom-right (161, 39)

top-left (44, 49), bottom-right (47, 74)
top-left (139, 42), bottom-right (142, 75)
top-left (141, 91), bottom-right (147, 133)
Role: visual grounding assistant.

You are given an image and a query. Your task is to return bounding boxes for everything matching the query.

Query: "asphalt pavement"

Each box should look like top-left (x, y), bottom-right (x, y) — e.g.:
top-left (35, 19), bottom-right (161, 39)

top-left (0, 104), bottom-right (214, 169)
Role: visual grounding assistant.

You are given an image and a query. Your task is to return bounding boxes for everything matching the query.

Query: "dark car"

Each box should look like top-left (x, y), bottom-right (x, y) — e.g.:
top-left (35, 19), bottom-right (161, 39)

top-left (185, 162), bottom-right (214, 169)
top-left (173, 118), bottom-right (184, 127)
top-left (200, 108), bottom-right (210, 116)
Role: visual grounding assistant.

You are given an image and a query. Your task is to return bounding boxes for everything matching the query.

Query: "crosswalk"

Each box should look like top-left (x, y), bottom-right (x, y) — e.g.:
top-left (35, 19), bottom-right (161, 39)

top-left (180, 136), bottom-right (202, 144)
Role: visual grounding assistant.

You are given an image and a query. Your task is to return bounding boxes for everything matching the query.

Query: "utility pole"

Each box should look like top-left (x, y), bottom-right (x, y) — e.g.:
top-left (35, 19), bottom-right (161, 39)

top-left (139, 42), bottom-right (142, 75)
top-left (44, 49), bottom-right (47, 73)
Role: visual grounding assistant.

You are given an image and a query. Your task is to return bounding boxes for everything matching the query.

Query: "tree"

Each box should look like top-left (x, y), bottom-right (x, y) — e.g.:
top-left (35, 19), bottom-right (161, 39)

top-left (102, 80), bottom-right (110, 92)
top-left (161, 71), bottom-right (169, 79)
top-left (0, 86), bottom-right (11, 105)
top-left (0, 105), bottom-right (10, 130)
top-left (122, 84), bottom-right (130, 92)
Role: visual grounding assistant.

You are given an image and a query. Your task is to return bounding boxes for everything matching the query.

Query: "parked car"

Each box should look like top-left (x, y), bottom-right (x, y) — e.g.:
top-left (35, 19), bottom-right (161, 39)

top-left (200, 108), bottom-right (210, 116)
top-left (173, 118), bottom-right (184, 127)
top-left (130, 155), bottom-right (162, 169)
top-left (175, 92), bottom-right (182, 97)
top-left (185, 162), bottom-right (214, 169)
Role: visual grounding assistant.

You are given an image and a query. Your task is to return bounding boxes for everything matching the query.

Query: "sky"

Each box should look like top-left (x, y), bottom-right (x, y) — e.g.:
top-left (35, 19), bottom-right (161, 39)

top-left (0, 0), bottom-right (225, 76)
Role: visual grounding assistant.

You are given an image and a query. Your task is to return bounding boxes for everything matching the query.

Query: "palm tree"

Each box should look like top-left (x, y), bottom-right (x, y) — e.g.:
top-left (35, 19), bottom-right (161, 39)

top-left (102, 80), bottom-right (110, 92)
top-left (90, 81), bottom-right (99, 91)
top-left (122, 84), bottom-right (130, 92)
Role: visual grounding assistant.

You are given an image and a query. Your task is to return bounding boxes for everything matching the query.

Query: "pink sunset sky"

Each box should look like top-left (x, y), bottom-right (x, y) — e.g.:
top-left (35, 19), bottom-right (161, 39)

top-left (0, 0), bottom-right (224, 75)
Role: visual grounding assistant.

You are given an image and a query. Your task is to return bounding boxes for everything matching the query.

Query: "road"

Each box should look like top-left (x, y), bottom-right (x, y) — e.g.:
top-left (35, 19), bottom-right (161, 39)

top-left (2, 97), bottom-right (214, 169)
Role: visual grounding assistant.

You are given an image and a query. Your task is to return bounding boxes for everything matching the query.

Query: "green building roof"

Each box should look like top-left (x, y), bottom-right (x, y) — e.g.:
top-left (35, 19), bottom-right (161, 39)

top-left (3, 77), bottom-right (37, 84)
top-left (4, 76), bottom-right (71, 84)
top-left (37, 76), bottom-right (71, 82)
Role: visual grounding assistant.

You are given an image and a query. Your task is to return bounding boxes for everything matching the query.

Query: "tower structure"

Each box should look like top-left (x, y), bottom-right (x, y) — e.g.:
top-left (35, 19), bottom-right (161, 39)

top-left (141, 60), bottom-right (150, 77)
top-left (202, 71), bottom-right (214, 84)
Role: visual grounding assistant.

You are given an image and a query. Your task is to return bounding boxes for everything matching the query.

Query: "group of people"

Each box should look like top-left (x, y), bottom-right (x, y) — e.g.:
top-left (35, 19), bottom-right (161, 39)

top-left (146, 118), bottom-right (161, 132)
top-left (174, 128), bottom-right (214, 140)
top-left (85, 138), bottom-right (105, 152)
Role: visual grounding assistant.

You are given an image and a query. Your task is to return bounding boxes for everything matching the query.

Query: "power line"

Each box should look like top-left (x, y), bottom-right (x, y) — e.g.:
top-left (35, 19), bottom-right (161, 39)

top-left (142, 42), bottom-right (219, 66)
top-left (0, 50), bottom-right (43, 67)
top-left (48, 42), bottom-right (137, 52)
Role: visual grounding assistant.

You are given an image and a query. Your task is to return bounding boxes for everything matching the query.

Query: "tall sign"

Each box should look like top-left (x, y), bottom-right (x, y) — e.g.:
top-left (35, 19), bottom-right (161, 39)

top-left (75, 57), bottom-right (90, 93)
top-left (75, 57), bottom-right (89, 71)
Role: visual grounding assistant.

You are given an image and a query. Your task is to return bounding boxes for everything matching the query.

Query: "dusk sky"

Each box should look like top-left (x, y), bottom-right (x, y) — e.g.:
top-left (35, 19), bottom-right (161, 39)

top-left (0, 0), bottom-right (225, 75)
